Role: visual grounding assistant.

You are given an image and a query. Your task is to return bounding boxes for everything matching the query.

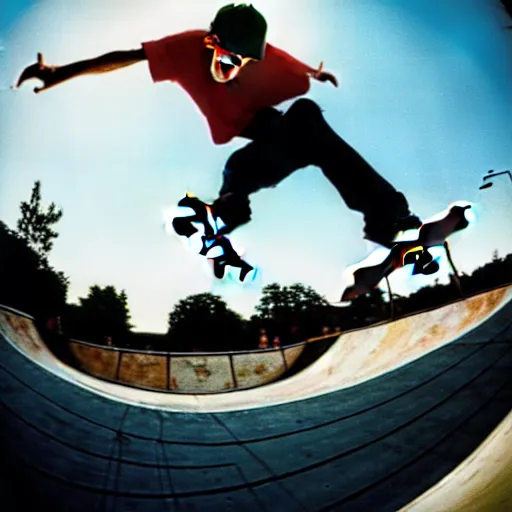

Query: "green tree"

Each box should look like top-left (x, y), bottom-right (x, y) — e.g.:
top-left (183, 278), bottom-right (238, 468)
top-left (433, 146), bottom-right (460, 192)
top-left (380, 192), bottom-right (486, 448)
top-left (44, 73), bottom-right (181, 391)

top-left (0, 221), bottom-right (68, 318)
top-left (254, 282), bottom-right (331, 340)
top-left (62, 285), bottom-right (133, 343)
top-left (167, 293), bottom-right (248, 351)
top-left (347, 287), bottom-right (388, 325)
top-left (16, 180), bottom-right (63, 266)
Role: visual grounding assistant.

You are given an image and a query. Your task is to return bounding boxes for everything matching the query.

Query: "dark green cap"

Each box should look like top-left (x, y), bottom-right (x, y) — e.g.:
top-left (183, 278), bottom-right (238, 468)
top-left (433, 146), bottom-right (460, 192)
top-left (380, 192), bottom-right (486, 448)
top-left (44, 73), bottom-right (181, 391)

top-left (210, 3), bottom-right (267, 59)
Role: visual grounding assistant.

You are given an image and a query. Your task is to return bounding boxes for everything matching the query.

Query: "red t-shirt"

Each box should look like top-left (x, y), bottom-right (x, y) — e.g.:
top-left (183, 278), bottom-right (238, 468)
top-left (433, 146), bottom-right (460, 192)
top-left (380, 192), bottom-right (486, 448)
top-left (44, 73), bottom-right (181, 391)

top-left (142, 30), bottom-right (314, 144)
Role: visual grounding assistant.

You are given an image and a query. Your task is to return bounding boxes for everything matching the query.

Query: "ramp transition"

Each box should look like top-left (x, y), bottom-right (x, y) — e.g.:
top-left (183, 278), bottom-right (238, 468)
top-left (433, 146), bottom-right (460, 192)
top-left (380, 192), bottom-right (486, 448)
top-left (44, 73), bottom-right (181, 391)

top-left (0, 286), bottom-right (511, 510)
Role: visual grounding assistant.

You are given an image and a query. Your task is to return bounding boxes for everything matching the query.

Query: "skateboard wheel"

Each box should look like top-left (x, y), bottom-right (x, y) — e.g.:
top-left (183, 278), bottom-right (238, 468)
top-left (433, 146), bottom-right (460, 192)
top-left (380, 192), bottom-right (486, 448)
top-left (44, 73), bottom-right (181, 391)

top-left (422, 260), bottom-right (439, 275)
top-left (412, 250), bottom-right (433, 275)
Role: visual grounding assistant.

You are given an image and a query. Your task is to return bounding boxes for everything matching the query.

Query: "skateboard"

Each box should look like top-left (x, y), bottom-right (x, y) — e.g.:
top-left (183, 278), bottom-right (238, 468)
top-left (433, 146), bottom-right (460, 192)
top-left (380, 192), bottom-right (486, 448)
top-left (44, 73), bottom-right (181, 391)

top-left (172, 194), bottom-right (255, 282)
top-left (340, 203), bottom-right (471, 301)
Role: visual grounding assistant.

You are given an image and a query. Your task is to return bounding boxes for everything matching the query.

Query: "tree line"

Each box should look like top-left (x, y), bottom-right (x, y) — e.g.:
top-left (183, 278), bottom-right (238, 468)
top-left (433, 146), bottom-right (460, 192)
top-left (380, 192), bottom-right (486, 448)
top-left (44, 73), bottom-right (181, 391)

top-left (1, 181), bottom-right (511, 353)
top-left (0, 182), bottom-right (331, 351)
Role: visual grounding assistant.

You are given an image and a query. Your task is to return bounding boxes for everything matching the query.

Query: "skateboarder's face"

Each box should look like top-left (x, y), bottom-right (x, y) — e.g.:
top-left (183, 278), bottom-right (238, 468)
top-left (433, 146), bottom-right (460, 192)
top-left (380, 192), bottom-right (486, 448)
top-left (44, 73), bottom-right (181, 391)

top-left (204, 35), bottom-right (253, 83)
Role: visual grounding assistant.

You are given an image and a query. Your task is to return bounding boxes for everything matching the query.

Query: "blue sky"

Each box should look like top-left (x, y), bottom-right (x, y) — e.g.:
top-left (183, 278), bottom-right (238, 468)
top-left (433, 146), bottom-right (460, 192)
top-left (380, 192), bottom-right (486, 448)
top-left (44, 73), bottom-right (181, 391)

top-left (1, 0), bottom-right (511, 332)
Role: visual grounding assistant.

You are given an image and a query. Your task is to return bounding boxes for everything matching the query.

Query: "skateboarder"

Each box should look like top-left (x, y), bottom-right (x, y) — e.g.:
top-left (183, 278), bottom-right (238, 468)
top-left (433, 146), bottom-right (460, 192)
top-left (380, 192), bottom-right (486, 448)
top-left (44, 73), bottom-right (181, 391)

top-left (16, 3), bottom-right (421, 248)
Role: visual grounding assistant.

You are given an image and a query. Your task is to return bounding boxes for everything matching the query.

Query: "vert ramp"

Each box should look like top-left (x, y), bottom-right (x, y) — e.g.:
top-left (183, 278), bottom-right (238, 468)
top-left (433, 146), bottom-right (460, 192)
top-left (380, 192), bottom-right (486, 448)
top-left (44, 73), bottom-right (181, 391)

top-left (0, 287), bottom-right (511, 510)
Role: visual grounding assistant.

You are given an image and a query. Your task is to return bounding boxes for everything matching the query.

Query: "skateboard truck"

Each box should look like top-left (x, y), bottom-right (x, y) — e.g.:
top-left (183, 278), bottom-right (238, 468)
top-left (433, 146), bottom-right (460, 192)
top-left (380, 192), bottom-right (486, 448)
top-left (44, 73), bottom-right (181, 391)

top-left (173, 194), bottom-right (255, 282)
top-left (341, 203), bottom-right (471, 301)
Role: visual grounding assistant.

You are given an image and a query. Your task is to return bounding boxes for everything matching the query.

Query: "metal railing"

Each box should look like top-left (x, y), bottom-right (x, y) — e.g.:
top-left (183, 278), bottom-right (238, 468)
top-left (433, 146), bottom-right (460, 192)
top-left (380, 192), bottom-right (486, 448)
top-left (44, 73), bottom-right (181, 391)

top-left (66, 338), bottom-right (309, 394)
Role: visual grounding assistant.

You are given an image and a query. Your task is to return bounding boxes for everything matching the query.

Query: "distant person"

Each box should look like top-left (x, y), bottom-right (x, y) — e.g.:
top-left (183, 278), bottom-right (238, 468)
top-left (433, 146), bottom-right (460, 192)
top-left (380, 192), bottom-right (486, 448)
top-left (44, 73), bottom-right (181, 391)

top-left (16, 3), bottom-right (421, 249)
top-left (258, 328), bottom-right (269, 349)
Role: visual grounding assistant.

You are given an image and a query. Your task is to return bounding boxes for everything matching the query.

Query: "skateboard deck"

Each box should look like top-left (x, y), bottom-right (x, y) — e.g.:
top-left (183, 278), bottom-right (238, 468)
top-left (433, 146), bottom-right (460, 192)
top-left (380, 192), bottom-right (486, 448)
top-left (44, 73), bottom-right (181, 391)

top-left (172, 194), bottom-right (255, 282)
top-left (340, 203), bottom-right (471, 301)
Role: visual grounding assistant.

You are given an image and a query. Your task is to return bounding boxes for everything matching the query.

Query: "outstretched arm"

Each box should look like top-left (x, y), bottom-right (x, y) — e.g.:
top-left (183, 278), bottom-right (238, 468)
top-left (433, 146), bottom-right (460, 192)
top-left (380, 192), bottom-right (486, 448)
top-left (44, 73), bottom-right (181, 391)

top-left (16, 48), bottom-right (147, 93)
top-left (309, 62), bottom-right (338, 87)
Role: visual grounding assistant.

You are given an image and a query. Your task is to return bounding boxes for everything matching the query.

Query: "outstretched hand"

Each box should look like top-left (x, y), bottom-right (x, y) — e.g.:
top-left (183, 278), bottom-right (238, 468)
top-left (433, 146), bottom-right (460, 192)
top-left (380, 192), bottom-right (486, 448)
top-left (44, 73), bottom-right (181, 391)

top-left (311, 62), bottom-right (338, 87)
top-left (16, 52), bottom-right (58, 93)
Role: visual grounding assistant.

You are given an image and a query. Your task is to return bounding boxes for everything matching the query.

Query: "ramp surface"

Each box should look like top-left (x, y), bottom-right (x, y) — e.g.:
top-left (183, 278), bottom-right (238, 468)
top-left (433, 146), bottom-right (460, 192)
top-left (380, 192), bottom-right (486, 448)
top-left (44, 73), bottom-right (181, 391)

top-left (1, 287), bottom-right (511, 510)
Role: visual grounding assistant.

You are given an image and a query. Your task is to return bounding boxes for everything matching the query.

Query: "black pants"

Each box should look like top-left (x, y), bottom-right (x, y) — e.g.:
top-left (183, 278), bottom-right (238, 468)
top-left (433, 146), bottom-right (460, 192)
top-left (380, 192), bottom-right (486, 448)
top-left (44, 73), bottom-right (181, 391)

top-left (215, 98), bottom-right (411, 233)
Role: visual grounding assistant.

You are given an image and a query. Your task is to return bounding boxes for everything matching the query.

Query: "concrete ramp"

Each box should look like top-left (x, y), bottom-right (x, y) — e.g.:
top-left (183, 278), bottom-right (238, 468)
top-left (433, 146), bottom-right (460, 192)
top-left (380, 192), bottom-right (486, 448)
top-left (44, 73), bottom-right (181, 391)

top-left (0, 286), bottom-right (511, 510)
top-left (402, 409), bottom-right (512, 511)
top-left (300, 286), bottom-right (512, 395)
top-left (1, 286), bottom-right (511, 413)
